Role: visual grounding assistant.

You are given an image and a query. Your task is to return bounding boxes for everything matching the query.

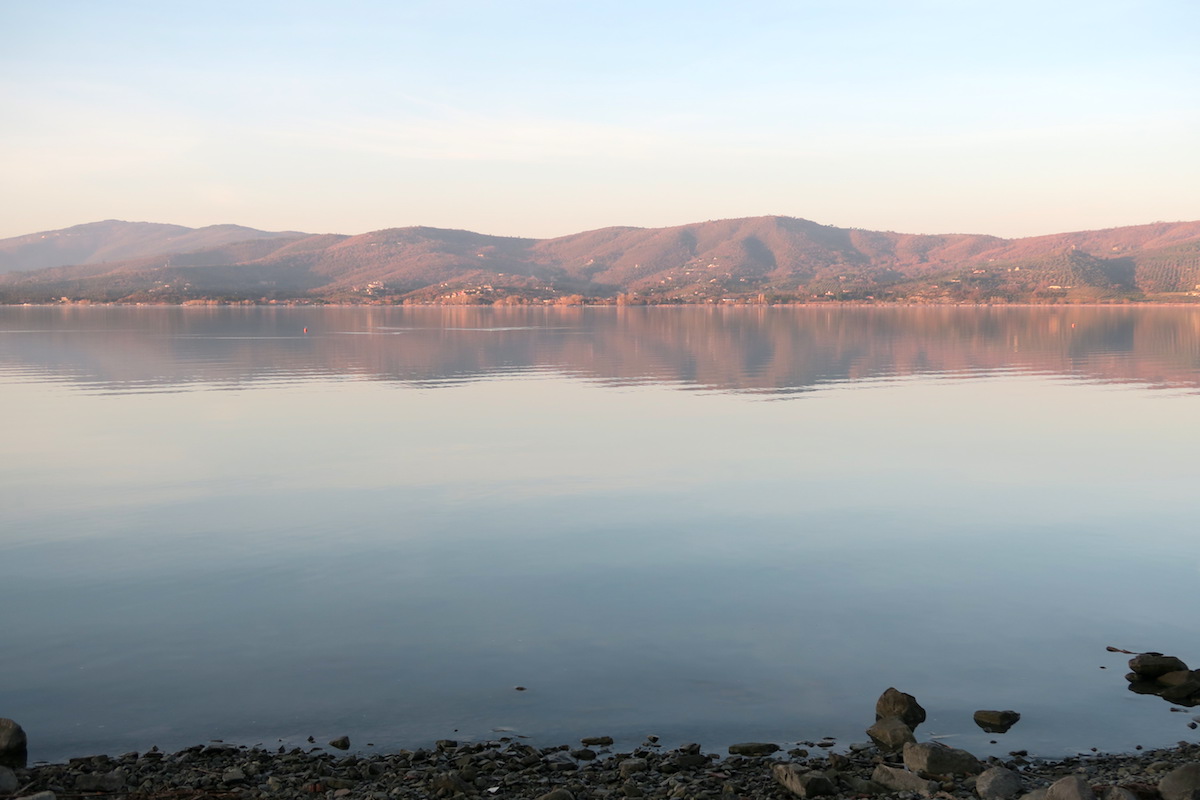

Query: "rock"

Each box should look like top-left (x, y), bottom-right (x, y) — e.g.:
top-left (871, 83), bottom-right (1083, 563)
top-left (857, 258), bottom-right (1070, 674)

top-left (1129, 653), bottom-right (1189, 679)
top-left (974, 710), bottom-right (1021, 733)
top-left (221, 767), bottom-right (247, 784)
top-left (1046, 775), bottom-right (1096, 800)
top-left (977, 766), bottom-right (1024, 800)
top-left (74, 770), bottom-right (126, 792)
top-left (570, 748), bottom-right (596, 760)
top-left (329, 736), bottom-right (351, 750)
top-left (904, 741), bottom-right (983, 776)
top-left (619, 758), bottom-right (649, 778)
top-left (430, 771), bottom-right (473, 794)
top-left (773, 763), bottom-right (838, 797)
top-left (1020, 790), bottom-right (1050, 800)
top-left (1160, 677), bottom-right (1200, 704)
top-left (536, 790), bottom-right (574, 800)
top-left (876, 688), bottom-right (927, 729)
top-left (872, 764), bottom-right (939, 796)
top-left (581, 736), bottom-right (613, 746)
top-left (1098, 789), bottom-right (1140, 800)
top-left (867, 717), bottom-right (915, 752)
top-left (0, 719), bottom-right (28, 769)
top-left (0, 766), bottom-right (18, 794)
top-left (1160, 764), bottom-right (1200, 800)
top-left (727, 742), bottom-right (779, 756)
top-left (1157, 671), bottom-right (1197, 687)
top-left (19, 793), bottom-right (56, 800)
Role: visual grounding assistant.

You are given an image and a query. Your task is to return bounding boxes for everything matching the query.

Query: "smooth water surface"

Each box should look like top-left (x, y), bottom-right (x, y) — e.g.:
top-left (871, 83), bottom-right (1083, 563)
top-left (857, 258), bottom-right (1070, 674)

top-left (1, 305), bottom-right (1198, 763)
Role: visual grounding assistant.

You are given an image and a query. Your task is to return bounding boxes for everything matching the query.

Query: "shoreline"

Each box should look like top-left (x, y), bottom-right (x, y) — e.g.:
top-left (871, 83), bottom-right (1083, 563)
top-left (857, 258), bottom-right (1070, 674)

top-left (4, 734), bottom-right (1199, 800)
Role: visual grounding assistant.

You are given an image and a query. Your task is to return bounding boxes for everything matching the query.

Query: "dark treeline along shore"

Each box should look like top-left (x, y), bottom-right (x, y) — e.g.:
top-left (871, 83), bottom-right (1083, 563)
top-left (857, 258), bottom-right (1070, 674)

top-left (2, 217), bottom-right (1200, 305)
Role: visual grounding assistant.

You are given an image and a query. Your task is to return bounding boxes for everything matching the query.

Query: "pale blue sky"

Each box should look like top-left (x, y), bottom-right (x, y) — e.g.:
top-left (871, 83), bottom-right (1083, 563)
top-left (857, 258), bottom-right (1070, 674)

top-left (2, 0), bottom-right (1197, 240)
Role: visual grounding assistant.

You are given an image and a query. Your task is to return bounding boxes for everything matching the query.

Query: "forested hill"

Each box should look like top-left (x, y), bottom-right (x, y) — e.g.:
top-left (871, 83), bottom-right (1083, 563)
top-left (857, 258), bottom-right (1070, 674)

top-left (2, 216), bottom-right (1200, 304)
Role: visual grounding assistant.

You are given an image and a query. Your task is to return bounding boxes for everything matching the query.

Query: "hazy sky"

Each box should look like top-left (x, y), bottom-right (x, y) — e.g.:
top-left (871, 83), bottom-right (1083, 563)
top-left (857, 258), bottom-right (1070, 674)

top-left (2, 0), bottom-right (1197, 240)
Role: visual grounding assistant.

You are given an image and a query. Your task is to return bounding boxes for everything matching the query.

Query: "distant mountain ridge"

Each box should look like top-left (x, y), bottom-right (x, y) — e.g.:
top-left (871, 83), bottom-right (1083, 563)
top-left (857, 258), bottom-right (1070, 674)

top-left (0, 220), bottom-right (306, 273)
top-left (2, 216), bottom-right (1199, 304)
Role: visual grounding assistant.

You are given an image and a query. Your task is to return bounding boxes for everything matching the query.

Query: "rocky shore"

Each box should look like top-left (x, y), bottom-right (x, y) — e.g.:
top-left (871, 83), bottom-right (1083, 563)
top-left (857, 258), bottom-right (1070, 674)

top-left (1, 730), bottom-right (1198, 800)
top-left (4, 652), bottom-right (1198, 800)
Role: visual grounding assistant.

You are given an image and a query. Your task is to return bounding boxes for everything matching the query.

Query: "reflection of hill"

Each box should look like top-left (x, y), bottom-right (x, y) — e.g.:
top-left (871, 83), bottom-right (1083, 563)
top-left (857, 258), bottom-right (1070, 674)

top-left (2, 307), bottom-right (1199, 396)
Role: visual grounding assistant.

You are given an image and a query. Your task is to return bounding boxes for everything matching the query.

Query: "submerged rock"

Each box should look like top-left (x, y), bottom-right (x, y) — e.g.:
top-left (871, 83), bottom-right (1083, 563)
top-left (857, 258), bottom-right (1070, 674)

top-left (1129, 653), bottom-right (1189, 679)
top-left (974, 709), bottom-right (1022, 733)
top-left (728, 742), bottom-right (779, 756)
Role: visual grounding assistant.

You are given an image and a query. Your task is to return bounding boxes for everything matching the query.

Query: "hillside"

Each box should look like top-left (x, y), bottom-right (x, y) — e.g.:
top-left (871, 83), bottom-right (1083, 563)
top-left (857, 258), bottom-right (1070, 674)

top-left (0, 220), bottom-right (307, 274)
top-left (2, 216), bottom-right (1199, 304)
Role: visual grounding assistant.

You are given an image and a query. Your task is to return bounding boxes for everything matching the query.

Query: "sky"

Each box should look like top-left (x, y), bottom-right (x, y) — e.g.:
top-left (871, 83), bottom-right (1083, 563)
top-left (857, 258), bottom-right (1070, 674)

top-left (1, 0), bottom-right (1198, 241)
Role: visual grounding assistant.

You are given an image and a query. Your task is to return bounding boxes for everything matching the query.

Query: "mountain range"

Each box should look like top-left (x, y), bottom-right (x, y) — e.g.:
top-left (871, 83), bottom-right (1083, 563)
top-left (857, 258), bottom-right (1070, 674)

top-left (2, 216), bottom-right (1200, 304)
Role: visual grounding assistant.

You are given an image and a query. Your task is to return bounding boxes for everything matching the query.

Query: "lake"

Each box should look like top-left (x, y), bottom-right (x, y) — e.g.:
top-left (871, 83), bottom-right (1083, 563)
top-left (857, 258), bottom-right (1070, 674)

top-left (1, 305), bottom-right (1198, 764)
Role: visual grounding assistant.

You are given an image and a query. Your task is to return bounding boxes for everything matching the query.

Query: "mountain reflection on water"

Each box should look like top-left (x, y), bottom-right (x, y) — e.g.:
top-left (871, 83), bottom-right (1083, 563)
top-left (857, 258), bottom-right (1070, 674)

top-left (2, 305), bottom-right (1199, 394)
top-left (2, 305), bottom-right (1200, 764)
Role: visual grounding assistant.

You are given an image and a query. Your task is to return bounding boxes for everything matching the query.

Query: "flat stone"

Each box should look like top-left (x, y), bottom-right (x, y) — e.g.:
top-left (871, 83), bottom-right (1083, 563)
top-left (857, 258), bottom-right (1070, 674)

top-left (876, 688), bottom-right (927, 729)
top-left (867, 717), bottom-right (915, 752)
top-left (222, 768), bottom-right (247, 784)
top-left (1159, 764), bottom-right (1200, 800)
top-left (1046, 774), bottom-right (1096, 800)
top-left (0, 719), bottom-right (27, 769)
top-left (977, 766), bottom-right (1024, 800)
top-left (581, 736), bottom-right (614, 746)
top-left (1129, 653), bottom-right (1189, 679)
top-left (18, 793), bottom-right (57, 800)
top-left (728, 742), bottom-right (779, 756)
top-left (872, 764), bottom-right (939, 796)
top-left (773, 763), bottom-right (837, 797)
top-left (904, 741), bottom-right (983, 776)
top-left (75, 771), bottom-right (126, 792)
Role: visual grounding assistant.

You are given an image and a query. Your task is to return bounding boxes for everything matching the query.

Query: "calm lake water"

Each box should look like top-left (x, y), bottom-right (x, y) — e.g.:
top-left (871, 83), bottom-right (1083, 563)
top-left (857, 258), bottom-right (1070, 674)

top-left (2, 305), bottom-right (1198, 764)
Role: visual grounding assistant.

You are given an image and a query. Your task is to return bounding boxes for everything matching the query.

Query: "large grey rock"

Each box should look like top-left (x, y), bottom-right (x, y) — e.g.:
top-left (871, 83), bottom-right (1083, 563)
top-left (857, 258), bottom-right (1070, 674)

top-left (1129, 653), bottom-right (1189, 679)
top-left (903, 741), bottom-right (983, 776)
top-left (1046, 775), bottom-right (1096, 800)
top-left (0, 766), bottom-right (18, 794)
top-left (867, 717), bottom-right (915, 752)
top-left (876, 688), bottom-right (927, 729)
top-left (977, 766), bottom-right (1024, 800)
top-left (772, 764), bottom-right (838, 798)
top-left (328, 735), bottom-right (350, 750)
top-left (619, 758), bottom-right (649, 778)
top-left (974, 710), bottom-right (1021, 733)
top-left (0, 719), bottom-right (27, 769)
top-left (872, 764), bottom-right (938, 796)
top-left (728, 742), bottom-right (779, 756)
top-left (18, 793), bottom-right (56, 800)
top-left (1160, 764), bottom-right (1200, 800)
